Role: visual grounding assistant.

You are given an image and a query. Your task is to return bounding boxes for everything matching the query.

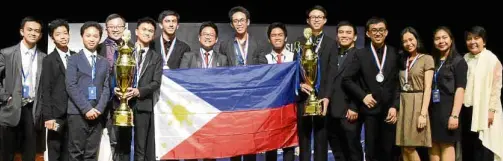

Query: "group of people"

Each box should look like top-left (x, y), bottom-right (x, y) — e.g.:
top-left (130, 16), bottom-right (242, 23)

top-left (0, 4), bottom-right (501, 161)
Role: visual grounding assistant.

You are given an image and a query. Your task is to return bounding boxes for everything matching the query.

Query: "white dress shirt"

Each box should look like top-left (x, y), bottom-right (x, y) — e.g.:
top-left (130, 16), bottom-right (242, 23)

top-left (20, 41), bottom-right (38, 99)
top-left (266, 48), bottom-right (294, 64)
top-left (56, 47), bottom-right (71, 69)
top-left (83, 48), bottom-right (98, 67)
top-left (200, 48), bottom-right (214, 68)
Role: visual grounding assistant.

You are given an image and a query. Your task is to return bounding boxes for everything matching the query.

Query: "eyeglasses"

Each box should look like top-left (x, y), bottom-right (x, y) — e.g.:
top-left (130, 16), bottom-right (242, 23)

top-left (232, 19), bottom-right (247, 24)
top-left (107, 26), bottom-right (125, 30)
top-left (370, 28), bottom-right (387, 34)
top-left (201, 33), bottom-right (216, 38)
top-left (309, 16), bottom-right (325, 20)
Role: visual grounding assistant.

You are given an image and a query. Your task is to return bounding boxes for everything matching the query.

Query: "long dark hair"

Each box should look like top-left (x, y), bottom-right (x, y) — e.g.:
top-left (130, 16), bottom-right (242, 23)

top-left (398, 27), bottom-right (427, 70)
top-left (432, 26), bottom-right (459, 69)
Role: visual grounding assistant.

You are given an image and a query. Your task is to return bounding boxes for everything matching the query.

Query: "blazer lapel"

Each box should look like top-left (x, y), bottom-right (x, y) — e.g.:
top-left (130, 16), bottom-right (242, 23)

top-left (52, 50), bottom-right (66, 75)
top-left (211, 52), bottom-right (219, 67)
top-left (36, 49), bottom-right (44, 85)
top-left (78, 51), bottom-right (92, 76)
top-left (382, 45), bottom-right (393, 80)
top-left (14, 45), bottom-right (22, 83)
top-left (195, 51), bottom-right (202, 68)
top-left (228, 41), bottom-right (237, 66)
top-left (246, 35), bottom-right (256, 64)
top-left (139, 50), bottom-right (152, 78)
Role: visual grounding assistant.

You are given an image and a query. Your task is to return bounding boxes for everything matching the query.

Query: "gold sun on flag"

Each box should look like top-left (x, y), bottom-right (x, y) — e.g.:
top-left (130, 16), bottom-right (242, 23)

top-left (166, 99), bottom-right (193, 126)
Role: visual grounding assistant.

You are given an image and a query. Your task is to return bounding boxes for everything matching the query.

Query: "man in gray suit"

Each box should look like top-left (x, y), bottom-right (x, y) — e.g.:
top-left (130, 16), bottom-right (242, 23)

top-left (66, 21), bottom-right (110, 161)
top-left (180, 21), bottom-right (227, 69)
top-left (0, 16), bottom-right (47, 161)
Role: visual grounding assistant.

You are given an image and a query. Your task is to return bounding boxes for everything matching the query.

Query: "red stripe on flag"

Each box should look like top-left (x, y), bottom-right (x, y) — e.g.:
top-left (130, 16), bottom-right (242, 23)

top-left (162, 103), bottom-right (298, 159)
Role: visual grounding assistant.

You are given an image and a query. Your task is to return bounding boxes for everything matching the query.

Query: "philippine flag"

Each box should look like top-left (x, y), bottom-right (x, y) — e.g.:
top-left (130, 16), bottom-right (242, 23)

top-left (154, 62), bottom-right (299, 160)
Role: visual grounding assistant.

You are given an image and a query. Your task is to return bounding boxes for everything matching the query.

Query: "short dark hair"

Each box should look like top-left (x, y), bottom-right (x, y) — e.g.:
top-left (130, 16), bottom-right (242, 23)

top-left (158, 10), bottom-right (180, 23)
top-left (267, 22), bottom-right (287, 39)
top-left (48, 19), bottom-right (69, 38)
top-left (306, 5), bottom-right (328, 18)
top-left (228, 6), bottom-right (250, 20)
top-left (105, 13), bottom-right (126, 24)
top-left (365, 16), bottom-right (387, 31)
top-left (336, 21), bottom-right (357, 35)
top-left (137, 17), bottom-right (157, 30)
top-left (80, 21), bottom-right (103, 38)
top-left (20, 16), bottom-right (42, 30)
top-left (465, 26), bottom-right (487, 43)
top-left (199, 21), bottom-right (218, 37)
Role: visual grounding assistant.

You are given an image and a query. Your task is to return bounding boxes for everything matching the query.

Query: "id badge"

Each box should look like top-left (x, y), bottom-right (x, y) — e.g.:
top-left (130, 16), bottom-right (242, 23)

top-left (22, 85), bottom-right (29, 98)
top-left (432, 89), bottom-right (440, 103)
top-left (88, 86), bottom-right (97, 100)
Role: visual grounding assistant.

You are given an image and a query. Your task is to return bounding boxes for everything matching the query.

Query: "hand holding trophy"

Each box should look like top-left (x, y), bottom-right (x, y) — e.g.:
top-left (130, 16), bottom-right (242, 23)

top-left (113, 29), bottom-right (135, 126)
top-left (300, 28), bottom-right (322, 116)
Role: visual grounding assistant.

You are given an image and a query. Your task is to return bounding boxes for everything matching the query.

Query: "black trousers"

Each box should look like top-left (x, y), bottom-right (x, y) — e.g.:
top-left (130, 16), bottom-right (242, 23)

top-left (67, 114), bottom-right (104, 161)
top-left (230, 154), bottom-right (256, 161)
top-left (461, 107), bottom-right (494, 161)
top-left (298, 115), bottom-right (327, 161)
top-left (327, 117), bottom-right (363, 161)
top-left (265, 147), bottom-right (295, 161)
top-left (361, 113), bottom-right (400, 161)
top-left (0, 103), bottom-right (37, 161)
top-left (114, 111), bottom-right (156, 161)
top-left (47, 120), bottom-right (69, 161)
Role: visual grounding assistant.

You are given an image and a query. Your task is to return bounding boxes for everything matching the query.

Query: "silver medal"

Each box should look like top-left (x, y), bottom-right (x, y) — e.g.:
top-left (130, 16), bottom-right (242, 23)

top-left (376, 73), bottom-right (384, 82)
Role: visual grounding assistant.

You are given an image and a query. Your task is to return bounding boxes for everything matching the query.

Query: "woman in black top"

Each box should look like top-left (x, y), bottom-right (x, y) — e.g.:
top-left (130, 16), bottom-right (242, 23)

top-left (428, 26), bottom-right (468, 161)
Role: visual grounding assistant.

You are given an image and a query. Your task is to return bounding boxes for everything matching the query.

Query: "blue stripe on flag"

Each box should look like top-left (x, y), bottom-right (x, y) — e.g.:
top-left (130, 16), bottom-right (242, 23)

top-left (165, 62), bottom-right (298, 111)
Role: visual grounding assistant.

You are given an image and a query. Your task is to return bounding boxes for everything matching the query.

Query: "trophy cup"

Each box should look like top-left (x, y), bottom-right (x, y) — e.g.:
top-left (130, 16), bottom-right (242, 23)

top-left (113, 30), bottom-right (135, 126)
top-left (300, 28), bottom-right (322, 116)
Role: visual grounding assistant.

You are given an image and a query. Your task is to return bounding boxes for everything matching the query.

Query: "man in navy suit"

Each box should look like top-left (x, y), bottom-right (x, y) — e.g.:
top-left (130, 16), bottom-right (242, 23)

top-left (66, 21), bottom-right (110, 161)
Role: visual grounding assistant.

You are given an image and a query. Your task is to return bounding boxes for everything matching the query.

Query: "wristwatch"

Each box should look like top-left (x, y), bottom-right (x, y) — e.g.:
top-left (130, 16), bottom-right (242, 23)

top-left (450, 115), bottom-right (459, 119)
top-left (489, 109), bottom-right (496, 113)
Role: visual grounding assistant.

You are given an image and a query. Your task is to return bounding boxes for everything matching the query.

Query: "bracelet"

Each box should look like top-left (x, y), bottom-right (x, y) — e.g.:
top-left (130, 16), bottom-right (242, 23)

top-left (489, 109), bottom-right (496, 113)
top-left (420, 114), bottom-right (428, 118)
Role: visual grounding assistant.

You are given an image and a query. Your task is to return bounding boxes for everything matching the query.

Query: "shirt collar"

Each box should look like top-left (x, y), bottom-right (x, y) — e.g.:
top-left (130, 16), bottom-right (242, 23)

top-left (20, 41), bottom-right (36, 55)
top-left (83, 48), bottom-right (98, 58)
top-left (468, 48), bottom-right (485, 59)
top-left (56, 47), bottom-right (70, 57)
top-left (271, 48), bottom-right (289, 56)
top-left (200, 48), bottom-right (213, 56)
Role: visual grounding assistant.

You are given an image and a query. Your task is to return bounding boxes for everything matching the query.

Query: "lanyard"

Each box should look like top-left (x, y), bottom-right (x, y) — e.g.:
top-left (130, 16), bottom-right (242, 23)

top-left (21, 51), bottom-right (38, 85)
top-left (160, 36), bottom-right (176, 66)
top-left (311, 34), bottom-right (324, 53)
top-left (370, 44), bottom-right (387, 74)
top-left (434, 60), bottom-right (446, 88)
top-left (235, 35), bottom-right (249, 64)
top-left (200, 49), bottom-right (214, 68)
top-left (404, 54), bottom-right (423, 84)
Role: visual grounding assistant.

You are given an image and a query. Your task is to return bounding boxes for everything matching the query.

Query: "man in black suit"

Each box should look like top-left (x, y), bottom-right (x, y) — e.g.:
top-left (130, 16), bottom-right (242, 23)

top-left (40, 19), bottom-right (76, 161)
top-left (326, 21), bottom-right (363, 161)
top-left (342, 17), bottom-right (400, 161)
top-left (295, 5), bottom-right (337, 161)
top-left (0, 16), bottom-right (47, 161)
top-left (153, 10), bottom-right (191, 69)
top-left (218, 6), bottom-right (267, 68)
top-left (180, 21), bottom-right (228, 69)
top-left (114, 17), bottom-right (163, 161)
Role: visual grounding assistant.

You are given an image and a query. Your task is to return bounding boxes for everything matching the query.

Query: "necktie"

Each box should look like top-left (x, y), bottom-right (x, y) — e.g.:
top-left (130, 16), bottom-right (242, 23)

top-left (91, 55), bottom-right (96, 81)
top-left (204, 52), bottom-right (209, 68)
top-left (276, 53), bottom-right (282, 64)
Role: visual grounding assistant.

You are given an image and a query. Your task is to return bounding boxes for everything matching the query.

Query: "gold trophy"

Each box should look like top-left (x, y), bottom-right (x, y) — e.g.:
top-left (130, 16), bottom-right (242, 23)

top-left (113, 30), bottom-right (135, 126)
top-left (300, 28), bottom-right (322, 116)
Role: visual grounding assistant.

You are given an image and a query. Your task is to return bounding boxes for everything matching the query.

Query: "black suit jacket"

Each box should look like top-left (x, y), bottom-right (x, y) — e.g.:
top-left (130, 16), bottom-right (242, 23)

top-left (342, 45), bottom-right (400, 115)
top-left (152, 36), bottom-right (191, 69)
top-left (130, 49), bottom-right (163, 112)
top-left (295, 35), bottom-right (338, 100)
top-left (326, 47), bottom-right (360, 118)
top-left (218, 34), bottom-right (267, 66)
top-left (40, 49), bottom-right (76, 123)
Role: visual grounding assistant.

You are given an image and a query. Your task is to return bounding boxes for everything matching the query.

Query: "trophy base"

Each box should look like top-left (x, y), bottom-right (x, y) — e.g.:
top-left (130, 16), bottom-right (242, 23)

top-left (303, 94), bottom-right (322, 116)
top-left (113, 105), bottom-right (134, 127)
